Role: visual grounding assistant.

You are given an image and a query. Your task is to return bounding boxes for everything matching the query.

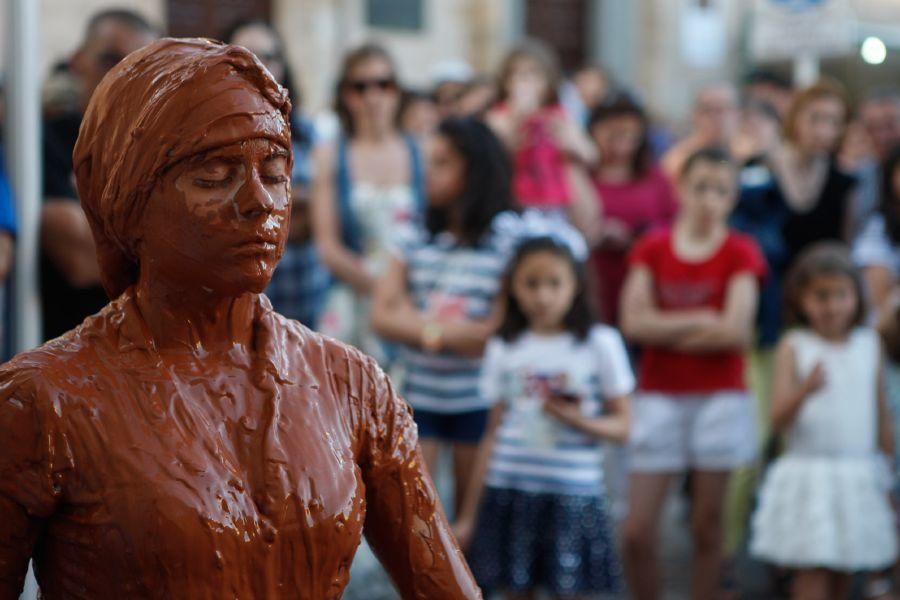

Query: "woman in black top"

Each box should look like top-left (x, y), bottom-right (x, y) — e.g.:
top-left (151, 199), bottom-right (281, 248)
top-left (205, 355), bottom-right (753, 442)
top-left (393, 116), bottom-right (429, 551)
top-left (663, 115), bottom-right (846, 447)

top-left (772, 78), bottom-right (856, 265)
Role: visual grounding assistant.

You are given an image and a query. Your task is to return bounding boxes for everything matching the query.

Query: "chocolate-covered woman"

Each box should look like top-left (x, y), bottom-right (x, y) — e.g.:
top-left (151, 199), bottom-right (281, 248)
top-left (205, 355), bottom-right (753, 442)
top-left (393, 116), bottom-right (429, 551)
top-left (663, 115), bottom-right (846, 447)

top-left (0, 39), bottom-right (480, 600)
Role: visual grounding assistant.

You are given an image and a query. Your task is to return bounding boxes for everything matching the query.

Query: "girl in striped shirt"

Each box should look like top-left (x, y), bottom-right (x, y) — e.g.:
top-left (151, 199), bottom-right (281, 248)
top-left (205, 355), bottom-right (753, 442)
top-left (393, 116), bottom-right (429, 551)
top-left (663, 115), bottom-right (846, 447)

top-left (454, 235), bottom-right (634, 598)
top-left (370, 117), bottom-right (518, 517)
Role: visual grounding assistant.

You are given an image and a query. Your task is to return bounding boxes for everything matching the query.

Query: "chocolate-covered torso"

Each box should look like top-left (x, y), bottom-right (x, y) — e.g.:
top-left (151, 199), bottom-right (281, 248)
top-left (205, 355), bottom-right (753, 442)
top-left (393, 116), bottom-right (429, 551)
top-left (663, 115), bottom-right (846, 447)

top-left (0, 291), bottom-right (476, 599)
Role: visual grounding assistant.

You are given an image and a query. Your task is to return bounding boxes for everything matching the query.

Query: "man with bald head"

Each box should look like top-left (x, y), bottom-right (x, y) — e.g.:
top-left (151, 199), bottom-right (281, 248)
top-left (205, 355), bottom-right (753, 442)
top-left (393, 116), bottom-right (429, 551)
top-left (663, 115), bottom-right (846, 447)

top-left (41, 9), bottom-right (158, 341)
top-left (846, 89), bottom-right (900, 238)
top-left (662, 82), bottom-right (740, 179)
top-left (860, 89), bottom-right (900, 163)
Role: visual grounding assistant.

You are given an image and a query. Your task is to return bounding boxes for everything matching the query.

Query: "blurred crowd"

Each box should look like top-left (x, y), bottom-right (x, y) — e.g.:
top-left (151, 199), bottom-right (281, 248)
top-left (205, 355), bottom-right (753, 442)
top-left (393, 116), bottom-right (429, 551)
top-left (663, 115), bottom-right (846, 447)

top-left (10, 7), bottom-right (900, 600)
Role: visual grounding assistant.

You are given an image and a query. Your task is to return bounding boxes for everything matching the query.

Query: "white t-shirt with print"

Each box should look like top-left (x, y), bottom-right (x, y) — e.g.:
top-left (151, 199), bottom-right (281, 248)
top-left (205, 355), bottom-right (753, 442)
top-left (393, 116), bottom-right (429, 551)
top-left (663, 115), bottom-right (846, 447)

top-left (481, 325), bottom-right (634, 496)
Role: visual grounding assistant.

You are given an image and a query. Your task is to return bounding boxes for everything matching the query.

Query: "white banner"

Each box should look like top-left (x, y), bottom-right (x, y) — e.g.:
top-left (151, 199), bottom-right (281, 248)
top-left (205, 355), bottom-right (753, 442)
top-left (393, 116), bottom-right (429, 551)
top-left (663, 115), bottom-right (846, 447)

top-left (750, 0), bottom-right (857, 61)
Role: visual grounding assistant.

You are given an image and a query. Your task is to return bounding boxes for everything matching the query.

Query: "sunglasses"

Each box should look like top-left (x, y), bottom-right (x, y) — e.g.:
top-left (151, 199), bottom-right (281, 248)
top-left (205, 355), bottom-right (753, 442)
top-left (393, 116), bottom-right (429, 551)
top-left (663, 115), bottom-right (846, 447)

top-left (344, 77), bottom-right (397, 95)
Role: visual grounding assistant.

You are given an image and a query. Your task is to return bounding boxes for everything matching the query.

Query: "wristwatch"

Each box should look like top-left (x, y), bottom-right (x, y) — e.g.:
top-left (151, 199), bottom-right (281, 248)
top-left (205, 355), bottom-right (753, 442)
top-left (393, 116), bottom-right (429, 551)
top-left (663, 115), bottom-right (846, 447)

top-left (421, 322), bottom-right (444, 354)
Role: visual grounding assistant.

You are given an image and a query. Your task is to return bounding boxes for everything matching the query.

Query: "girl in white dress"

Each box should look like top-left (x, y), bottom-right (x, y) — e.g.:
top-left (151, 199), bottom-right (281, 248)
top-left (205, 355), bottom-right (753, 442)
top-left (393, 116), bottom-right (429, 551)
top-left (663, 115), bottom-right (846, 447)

top-left (751, 242), bottom-right (897, 598)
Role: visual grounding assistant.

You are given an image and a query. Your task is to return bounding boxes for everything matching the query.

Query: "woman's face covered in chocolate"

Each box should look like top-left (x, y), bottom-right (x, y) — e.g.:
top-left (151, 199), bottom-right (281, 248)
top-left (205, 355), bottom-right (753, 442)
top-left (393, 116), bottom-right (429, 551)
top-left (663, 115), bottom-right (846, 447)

top-left (140, 137), bottom-right (290, 296)
top-left (73, 38), bottom-right (293, 299)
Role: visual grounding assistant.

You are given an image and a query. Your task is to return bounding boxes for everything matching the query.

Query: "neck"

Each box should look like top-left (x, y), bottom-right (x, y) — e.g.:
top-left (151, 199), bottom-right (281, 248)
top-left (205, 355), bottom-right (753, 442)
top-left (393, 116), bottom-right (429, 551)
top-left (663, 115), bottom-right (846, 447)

top-left (529, 322), bottom-right (565, 336)
top-left (447, 208), bottom-right (465, 240)
top-left (596, 160), bottom-right (634, 183)
top-left (817, 327), bottom-right (851, 343)
top-left (789, 143), bottom-right (823, 166)
top-left (676, 216), bottom-right (725, 242)
top-left (354, 119), bottom-right (393, 142)
top-left (134, 271), bottom-right (256, 354)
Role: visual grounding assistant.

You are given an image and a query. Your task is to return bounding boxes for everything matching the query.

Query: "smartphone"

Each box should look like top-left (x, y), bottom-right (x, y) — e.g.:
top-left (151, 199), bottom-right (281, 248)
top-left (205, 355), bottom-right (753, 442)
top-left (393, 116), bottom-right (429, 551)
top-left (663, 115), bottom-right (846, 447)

top-left (552, 391), bottom-right (580, 404)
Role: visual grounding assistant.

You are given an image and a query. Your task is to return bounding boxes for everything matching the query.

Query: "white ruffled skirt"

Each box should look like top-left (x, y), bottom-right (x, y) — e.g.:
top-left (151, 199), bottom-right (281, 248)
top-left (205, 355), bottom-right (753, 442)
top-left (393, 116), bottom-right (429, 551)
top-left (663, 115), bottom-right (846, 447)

top-left (751, 454), bottom-right (897, 571)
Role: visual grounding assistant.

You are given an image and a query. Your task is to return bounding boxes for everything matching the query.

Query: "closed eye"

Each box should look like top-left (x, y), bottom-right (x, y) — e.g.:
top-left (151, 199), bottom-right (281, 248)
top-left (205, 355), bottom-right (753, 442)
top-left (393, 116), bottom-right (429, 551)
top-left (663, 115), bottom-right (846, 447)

top-left (193, 176), bottom-right (234, 188)
top-left (261, 152), bottom-right (289, 185)
top-left (193, 157), bottom-right (239, 188)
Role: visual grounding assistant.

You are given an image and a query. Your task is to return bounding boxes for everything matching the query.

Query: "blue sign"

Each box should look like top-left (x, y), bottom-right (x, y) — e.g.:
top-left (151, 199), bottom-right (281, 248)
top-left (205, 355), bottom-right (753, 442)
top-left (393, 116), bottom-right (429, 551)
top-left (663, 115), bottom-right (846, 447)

top-left (769, 0), bottom-right (829, 11)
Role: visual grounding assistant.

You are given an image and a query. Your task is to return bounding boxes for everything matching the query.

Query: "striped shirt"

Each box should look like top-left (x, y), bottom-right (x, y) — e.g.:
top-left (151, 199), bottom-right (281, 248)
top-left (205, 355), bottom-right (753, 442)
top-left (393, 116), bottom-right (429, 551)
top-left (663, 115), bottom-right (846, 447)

top-left (481, 327), bottom-right (634, 496)
top-left (395, 212), bottom-right (524, 413)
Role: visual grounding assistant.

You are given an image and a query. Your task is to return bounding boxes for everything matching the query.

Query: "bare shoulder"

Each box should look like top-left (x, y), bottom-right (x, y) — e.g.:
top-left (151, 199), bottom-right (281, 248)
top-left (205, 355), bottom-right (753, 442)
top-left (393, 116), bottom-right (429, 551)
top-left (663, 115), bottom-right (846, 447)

top-left (312, 140), bottom-right (338, 171)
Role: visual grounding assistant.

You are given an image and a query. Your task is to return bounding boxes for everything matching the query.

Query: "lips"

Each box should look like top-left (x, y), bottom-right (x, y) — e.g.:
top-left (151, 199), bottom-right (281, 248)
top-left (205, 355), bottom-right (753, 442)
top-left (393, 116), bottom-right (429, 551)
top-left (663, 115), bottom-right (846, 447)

top-left (234, 235), bottom-right (280, 255)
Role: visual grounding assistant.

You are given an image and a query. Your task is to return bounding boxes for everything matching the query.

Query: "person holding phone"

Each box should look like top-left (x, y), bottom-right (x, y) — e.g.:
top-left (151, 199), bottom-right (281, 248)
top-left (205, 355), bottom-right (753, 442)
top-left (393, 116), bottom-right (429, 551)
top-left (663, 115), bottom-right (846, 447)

top-left (454, 235), bottom-right (633, 599)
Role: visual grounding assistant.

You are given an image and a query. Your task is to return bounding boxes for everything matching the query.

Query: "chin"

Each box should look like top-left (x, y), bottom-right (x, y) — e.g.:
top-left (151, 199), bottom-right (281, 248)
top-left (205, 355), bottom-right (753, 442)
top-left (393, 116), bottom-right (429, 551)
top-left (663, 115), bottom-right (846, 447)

top-left (241, 272), bottom-right (275, 294)
top-left (208, 271), bottom-right (274, 297)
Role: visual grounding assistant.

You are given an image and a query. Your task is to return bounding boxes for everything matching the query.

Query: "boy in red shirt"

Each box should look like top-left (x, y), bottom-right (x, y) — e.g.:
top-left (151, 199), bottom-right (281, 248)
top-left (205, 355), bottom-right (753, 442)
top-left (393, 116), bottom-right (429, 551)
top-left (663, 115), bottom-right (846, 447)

top-left (619, 147), bottom-right (766, 600)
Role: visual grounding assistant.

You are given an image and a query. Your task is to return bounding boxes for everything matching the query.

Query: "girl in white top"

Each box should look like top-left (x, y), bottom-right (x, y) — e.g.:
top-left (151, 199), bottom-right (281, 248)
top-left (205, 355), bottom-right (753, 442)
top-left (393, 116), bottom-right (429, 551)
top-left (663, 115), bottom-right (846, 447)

top-left (751, 242), bottom-right (897, 598)
top-left (454, 235), bottom-right (634, 598)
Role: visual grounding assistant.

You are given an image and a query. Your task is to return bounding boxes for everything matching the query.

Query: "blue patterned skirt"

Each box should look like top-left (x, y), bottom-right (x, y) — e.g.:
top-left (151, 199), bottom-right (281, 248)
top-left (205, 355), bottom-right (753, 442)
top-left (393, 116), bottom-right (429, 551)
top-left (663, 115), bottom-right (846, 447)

top-left (467, 486), bottom-right (621, 596)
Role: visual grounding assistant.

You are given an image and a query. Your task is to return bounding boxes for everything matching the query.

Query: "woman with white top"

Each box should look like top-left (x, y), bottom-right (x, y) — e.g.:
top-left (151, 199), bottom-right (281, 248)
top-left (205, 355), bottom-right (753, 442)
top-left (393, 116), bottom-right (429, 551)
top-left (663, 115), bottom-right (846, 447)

top-left (312, 43), bottom-right (425, 363)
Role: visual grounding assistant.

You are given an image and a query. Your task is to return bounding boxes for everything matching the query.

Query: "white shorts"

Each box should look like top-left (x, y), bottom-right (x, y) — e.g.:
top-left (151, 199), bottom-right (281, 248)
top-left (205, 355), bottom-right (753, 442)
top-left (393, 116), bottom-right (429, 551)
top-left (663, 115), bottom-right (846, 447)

top-left (628, 391), bottom-right (757, 472)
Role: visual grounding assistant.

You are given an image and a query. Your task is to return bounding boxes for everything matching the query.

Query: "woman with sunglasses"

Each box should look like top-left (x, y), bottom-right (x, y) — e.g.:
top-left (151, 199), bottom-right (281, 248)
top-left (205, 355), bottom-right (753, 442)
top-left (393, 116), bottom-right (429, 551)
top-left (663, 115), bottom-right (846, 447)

top-left (312, 43), bottom-right (426, 365)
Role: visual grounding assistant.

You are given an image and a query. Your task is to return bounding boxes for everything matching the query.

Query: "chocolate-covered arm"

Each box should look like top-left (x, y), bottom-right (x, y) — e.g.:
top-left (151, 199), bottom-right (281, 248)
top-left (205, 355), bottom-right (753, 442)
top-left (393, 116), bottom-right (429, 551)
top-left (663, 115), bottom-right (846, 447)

top-left (356, 360), bottom-right (481, 599)
top-left (0, 498), bottom-right (40, 600)
top-left (0, 369), bottom-right (69, 599)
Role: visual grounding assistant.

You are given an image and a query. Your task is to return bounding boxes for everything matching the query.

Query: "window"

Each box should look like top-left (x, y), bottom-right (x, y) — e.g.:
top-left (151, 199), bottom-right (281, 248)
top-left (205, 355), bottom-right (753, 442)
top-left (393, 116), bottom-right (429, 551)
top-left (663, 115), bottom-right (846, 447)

top-left (525, 0), bottom-right (588, 73)
top-left (366, 0), bottom-right (424, 31)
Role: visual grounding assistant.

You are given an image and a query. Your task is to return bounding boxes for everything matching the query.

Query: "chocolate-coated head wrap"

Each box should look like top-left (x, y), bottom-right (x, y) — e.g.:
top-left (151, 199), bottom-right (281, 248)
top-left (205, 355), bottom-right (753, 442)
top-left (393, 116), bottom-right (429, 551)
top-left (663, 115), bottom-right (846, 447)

top-left (73, 37), bottom-right (292, 300)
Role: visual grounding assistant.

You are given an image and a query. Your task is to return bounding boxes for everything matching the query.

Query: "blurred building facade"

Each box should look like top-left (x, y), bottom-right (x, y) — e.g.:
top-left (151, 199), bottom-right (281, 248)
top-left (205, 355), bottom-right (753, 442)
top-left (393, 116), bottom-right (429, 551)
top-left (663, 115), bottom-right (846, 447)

top-left (12, 0), bottom-right (900, 127)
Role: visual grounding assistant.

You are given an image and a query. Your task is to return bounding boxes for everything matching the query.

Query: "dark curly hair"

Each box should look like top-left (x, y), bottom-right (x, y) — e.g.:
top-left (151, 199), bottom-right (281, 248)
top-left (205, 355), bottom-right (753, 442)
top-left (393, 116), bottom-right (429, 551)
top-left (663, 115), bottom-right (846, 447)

top-left (426, 117), bottom-right (513, 245)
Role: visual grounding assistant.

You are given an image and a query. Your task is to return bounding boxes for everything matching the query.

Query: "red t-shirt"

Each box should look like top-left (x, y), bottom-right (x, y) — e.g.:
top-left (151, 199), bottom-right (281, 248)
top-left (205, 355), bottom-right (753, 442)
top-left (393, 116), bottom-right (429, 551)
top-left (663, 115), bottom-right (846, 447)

top-left (628, 228), bottom-right (766, 394)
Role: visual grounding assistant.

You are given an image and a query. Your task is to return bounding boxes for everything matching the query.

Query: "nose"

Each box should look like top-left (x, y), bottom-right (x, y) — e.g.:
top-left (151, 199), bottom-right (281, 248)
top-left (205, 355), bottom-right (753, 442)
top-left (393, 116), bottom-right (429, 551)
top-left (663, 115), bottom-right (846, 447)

top-left (233, 168), bottom-right (275, 218)
top-left (535, 286), bottom-right (554, 306)
top-left (363, 87), bottom-right (387, 103)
